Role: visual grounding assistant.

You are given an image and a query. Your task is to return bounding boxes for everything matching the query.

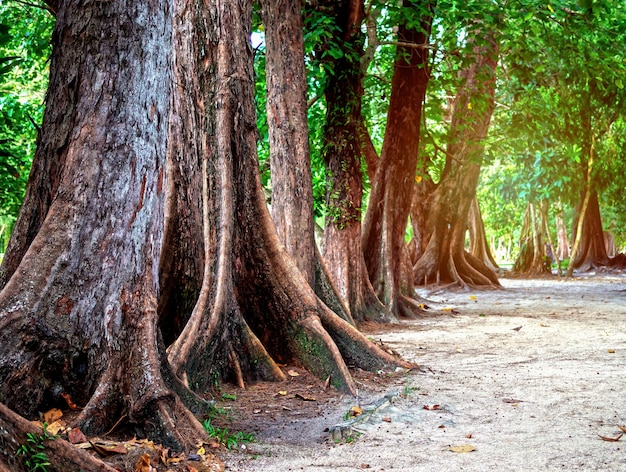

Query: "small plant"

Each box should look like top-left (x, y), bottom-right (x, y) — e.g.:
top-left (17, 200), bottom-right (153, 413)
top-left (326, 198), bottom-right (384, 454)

top-left (15, 423), bottom-right (58, 472)
top-left (202, 419), bottom-right (256, 450)
top-left (220, 392), bottom-right (237, 401)
top-left (403, 372), bottom-right (417, 398)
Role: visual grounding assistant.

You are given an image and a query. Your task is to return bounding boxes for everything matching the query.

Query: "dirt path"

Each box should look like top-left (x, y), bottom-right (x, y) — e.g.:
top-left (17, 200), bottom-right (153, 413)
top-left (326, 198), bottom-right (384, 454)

top-left (222, 275), bottom-right (626, 471)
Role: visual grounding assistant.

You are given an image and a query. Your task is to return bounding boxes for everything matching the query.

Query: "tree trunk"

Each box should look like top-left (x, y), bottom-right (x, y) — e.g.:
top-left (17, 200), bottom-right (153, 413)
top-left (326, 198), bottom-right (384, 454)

top-left (468, 196), bottom-right (499, 272)
top-left (555, 202), bottom-right (569, 261)
top-left (0, 0), bottom-right (208, 451)
top-left (166, 0), bottom-right (409, 396)
top-left (263, 0), bottom-right (316, 286)
top-left (512, 202), bottom-right (551, 275)
top-left (569, 189), bottom-right (608, 273)
top-left (320, 0), bottom-right (394, 323)
top-left (413, 26), bottom-right (500, 289)
top-left (362, 0), bottom-right (434, 314)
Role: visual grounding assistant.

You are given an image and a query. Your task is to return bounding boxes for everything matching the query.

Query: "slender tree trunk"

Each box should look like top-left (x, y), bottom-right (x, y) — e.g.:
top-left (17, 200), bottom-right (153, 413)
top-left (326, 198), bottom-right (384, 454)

top-left (362, 0), bottom-right (434, 314)
top-left (321, 0), bottom-right (394, 323)
top-left (263, 0), bottom-right (316, 286)
top-left (0, 0), bottom-right (209, 451)
top-left (468, 196), bottom-right (499, 272)
top-left (413, 27), bottom-right (500, 288)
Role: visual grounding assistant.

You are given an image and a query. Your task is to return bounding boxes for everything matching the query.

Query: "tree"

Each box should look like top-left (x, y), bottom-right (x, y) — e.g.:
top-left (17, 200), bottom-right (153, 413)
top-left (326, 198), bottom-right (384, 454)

top-left (362, 0), bottom-right (434, 315)
top-left (0, 0), bottom-right (209, 453)
top-left (166, 0), bottom-right (408, 397)
top-left (413, 22), bottom-right (501, 288)
top-left (315, 0), bottom-right (394, 323)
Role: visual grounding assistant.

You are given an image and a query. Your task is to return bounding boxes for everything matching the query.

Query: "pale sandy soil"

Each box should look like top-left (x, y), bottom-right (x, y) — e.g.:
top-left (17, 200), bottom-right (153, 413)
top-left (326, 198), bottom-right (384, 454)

top-left (222, 274), bottom-right (626, 471)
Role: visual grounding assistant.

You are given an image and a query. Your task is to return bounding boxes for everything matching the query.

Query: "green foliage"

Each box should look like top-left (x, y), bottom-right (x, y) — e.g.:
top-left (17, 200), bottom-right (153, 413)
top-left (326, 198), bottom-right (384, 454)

top-left (0, 2), bottom-right (53, 250)
top-left (15, 423), bottom-right (58, 472)
top-left (201, 418), bottom-right (256, 450)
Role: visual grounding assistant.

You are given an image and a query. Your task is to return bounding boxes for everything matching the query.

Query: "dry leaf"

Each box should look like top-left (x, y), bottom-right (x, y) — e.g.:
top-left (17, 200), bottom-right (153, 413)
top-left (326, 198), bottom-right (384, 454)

top-left (360, 464), bottom-right (371, 469)
top-left (618, 425), bottom-right (626, 434)
top-left (61, 392), bottom-right (81, 410)
top-left (469, 295), bottom-right (477, 301)
top-left (287, 370), bottom-right (300, 377)
top-left (349, 406), bottom-right (364, 417)
top-left (450, 444), bottom-right (476, 453)
top-left (68, 428), bottom-right (87, 444)
top-left (598, 434), bottom-right (623, 442)
top-left (46, 420), bottom-right (66, 435)
top-left (438, 424), bottom-right (445, 429)
top-left (608, 349), bottom-right (615, 353)
top-left (187, 466), bottom-right (199, 472)
top-left (423, 404), bottom-right (441, 411)
top-left (197, 445), bottom-right (206, 455)
top-left (277, 390), bottom-right (287, 396)
top-left (503, 398), bottom-right (524, 403)
top-left (43, 408), bottom-right (63, 424)
top-left (382, 417), bottom-right (391, 423)
top-left (90, 440), bottom-right (128, 456)
top-left (465, 433), bottom-right (473, 439)
top-left (324, 376), bottom-right (331, 391)
top-left (295, 393), bottom-right (316, 401)
top-left (134, 453), bottom-right (155, 472)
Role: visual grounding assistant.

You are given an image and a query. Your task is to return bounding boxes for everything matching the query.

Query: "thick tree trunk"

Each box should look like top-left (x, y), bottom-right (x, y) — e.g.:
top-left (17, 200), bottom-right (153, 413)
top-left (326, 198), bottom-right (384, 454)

top-left (0, 0), bottom-right (209, 452)
top-left (362, 1), bottom-right (434, 314)
top-left (555, 204), bottom-right (570, 261)
top-left (263, 0), bottom-right (316, 286)
top-left (166, 0), bottom-right (409, 396)
top-left (321, 0), bottom-right (394, 323)
top-left (413, 26), bottom-right (500, 289)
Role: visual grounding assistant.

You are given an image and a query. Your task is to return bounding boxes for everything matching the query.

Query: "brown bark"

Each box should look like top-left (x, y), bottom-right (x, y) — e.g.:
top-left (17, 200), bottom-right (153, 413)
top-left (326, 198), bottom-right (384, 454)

top-left (362, 1), bottom-right (434, 313)
top-left (570, 189), bottom-right (609, 272)
top-left (555, 204), bottom-right (570, 261)
top-left (0, 0), bottom-right (208, 451)
top-left (468, 196), bottom-right (499, 272)
top-left (413, 26), bottom-right (500, 289)
top-left (263, 0), bottom-right (316, 286)
top-left (319, 0), bottom-right (393, 323)
top-left (166, 0), bottom-right (409, 396)
top-left (512, 202), bottom-right (551, 275)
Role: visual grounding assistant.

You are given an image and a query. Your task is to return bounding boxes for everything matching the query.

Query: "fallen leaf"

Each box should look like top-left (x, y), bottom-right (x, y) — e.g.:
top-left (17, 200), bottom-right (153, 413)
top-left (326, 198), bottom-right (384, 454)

top-left (61, 392), bottom-right (81, 410)
top-left (469, 295), bottom-right (477, 301)
top-left (324, 376), bottom-right (331, 390)
top-left (503, 398), bottom-right (524, 403)
top-left (197, 445), bottom-right (206, 455)
top-left (295, 393), bottom-right (316, 401)
top-left (46, 420), bottom-right (66, 435)
top-left (382, 417), bottom-right (391, 423)
top-left (349, 406), bottom-right (364, 417)
top-left (540, 323), bottom-right (549, 327)
top-left (277, 390), bottom-right (287, 396)
top-left (187, 466), bottom-right (199, 472)
top-left (287, 370), bottom-right (300, 377)
top-left (619, 425), bottom-right (626, 434)
top-left (608, 349), bottom-right (615, 353)
top-left (360, 464), bottom-right (371, 469)
top-left (442, 307), bottom-right (453, 312)
top-left (43, 408), bottom-right (63, 424)
top-left (450, 444), bottom-right (476, 453)
top-left (134, 453), bottom-right (155, 472)
top-left (253, 409), bottom-right (262, 414)
top-left (68, 428), bottom-right (87, 444)
top-left (598, 434), bottom-right (623, 442)
top-left (423, 404), bottom-right (441, 411)
top-left (89, 440), bottom-right (128, 456)
top-left (438, 424), bottom-right (445, 429)
top-left (465, 433), bottom-right (473, 439)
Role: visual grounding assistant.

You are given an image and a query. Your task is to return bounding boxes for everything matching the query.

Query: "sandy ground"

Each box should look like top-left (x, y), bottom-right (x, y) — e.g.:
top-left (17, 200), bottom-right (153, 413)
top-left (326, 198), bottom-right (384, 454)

top-left (221, 274), bottom-right (626, 471)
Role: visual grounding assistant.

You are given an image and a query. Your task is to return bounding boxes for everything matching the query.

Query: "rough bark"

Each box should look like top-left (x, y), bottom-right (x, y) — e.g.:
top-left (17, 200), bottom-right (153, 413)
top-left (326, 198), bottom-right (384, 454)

top-left (569, 189), bottom-right (609, 272)
top-left (468, 196), bottom-right (499, 272)
top-left (263, 0), bottom-right (316, 286)
top-left (413, 26), bottom-right (500, 289)
top-left (555, 204), bottom-right (570, 261)
top-left (512, 202), bottom-right (551, 275)
top-left (0, 0), bottom-right (208, 451)
top-left (321, 0), bottom-right (394, 323)
top-left (166, 0), bottom-right (409, 396)
top-left (362, 1), bottom-right (434, 314)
